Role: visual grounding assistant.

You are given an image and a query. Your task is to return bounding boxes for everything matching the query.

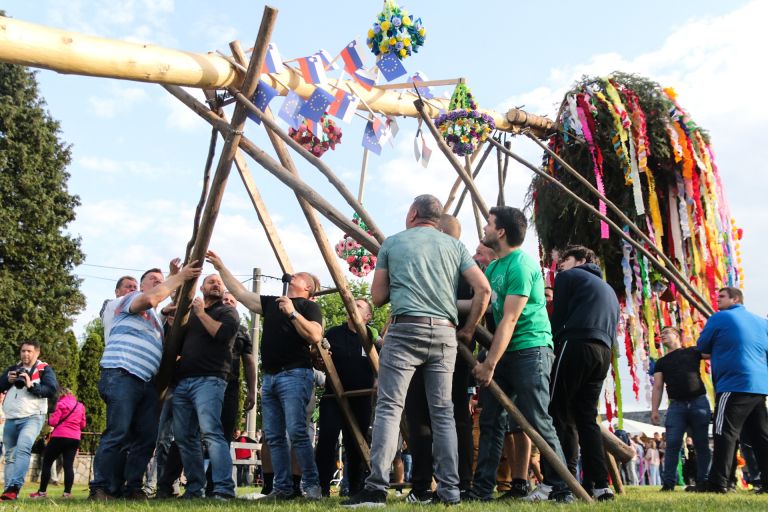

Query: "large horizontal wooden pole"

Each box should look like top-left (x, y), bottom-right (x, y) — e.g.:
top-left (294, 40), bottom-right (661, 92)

top-left (0, 15), bottom-right (555, 136)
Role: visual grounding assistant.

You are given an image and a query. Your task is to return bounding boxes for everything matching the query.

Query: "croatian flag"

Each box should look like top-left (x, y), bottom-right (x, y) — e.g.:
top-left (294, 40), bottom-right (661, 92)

top-left (298, 87), bottom-right (335, 122)
top-left (297, 55), bottom-right (327, 84)
top-left (352, 67), bottom-right (377, 91)
top-left (377, 52), bottom-right (407, 82)
top-left (278, 90), bottom-right (305, 129)
top-left (340, 39), bottom-right (365, 75)
top-left (247, 80), bottom-right (278, 124)
top-left (328, 90), bottom-right (360, 123)
top-left (261, 42), bottom-right (283, 74)
top-left (362, 119), bottom-right (382, 155)
top-left (316, 49), bottom-right (339, 71)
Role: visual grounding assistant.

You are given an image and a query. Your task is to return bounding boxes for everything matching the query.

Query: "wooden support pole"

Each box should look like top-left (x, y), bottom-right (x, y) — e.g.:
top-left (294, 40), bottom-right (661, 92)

top-left (604, 449), bottom-right (625, 495)
top-left (496, 142), bottom-right (505, 207)
top-left (414, 99), bottom-right (489, 220)
top-left (162, 85), bottom-right (381, 255)
top-left (523, 132), bottom-right (715, 316)
top-left (229, 89), bottom-right (385, 244)
top-left (157, 7), bottom-right (278, 393)
top-left (452, 142), bottom-right (494, 217)
top-left (455, 342), bottom-right (592, 503)
top-left (488, 137), bottom-right (712, 319)
top-left (443, 141), bottom-right (485, 213)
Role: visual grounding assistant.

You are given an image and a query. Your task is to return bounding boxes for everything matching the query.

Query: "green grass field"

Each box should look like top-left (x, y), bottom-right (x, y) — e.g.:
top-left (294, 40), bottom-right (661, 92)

top-left (7, 485), bottom-right (766, 511)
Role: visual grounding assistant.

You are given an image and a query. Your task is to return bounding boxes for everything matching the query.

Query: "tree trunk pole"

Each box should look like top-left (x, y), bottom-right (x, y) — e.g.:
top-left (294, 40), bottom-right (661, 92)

top-left (523, 132), bottom-right (714, 316)
top-left (443, 141), bottom-right (485, 213)
top-left (488, 137), bottom-right (711, 319)
top-left (452, 142), bottom-right (494, 217)
top-left (157, 6), bottom-right (279, 393)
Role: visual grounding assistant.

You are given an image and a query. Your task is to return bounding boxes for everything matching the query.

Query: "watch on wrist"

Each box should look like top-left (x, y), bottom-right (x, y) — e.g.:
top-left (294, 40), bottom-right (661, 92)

top-left (289, 311), bottom-right (298, 321)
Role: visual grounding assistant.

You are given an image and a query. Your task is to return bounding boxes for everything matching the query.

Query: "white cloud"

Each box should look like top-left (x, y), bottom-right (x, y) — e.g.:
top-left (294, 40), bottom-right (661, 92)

top-left (163, 87), bottom-right (209, 132)
top-left (88, 86), bottom-right (149, 118)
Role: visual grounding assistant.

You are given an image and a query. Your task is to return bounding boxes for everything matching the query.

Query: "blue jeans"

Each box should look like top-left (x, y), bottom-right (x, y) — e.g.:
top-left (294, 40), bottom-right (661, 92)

top-left (472, 346), bottom-right (569, 498)
top-left (365, 323), bottom-right (459, 503)
top-left (172, 376), bottom-right (234, 497)
top-left (663, 394), bottom-right (711, 486)
top-left (3, 414), bottom-right (45, 489)
top-left (91, 368), bottom-right (159, 494)
top-left (262, 367), bottom-right (320, 494)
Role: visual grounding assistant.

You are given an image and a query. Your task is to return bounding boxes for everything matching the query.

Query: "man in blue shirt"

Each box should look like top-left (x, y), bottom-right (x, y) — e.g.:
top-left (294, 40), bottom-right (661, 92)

top-left (697, 287), bottom-right (768, 493)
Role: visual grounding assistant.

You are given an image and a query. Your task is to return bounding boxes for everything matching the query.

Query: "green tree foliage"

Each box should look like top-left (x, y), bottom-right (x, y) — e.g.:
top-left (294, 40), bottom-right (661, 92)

top-left (315, 280), bottom-right (389, 333)
top-left (77, 318), bottom-right (106, 439)
top-left (43, 330), bottom-right (80, 393)
top-left (0, 62), bottom-right (85, 367)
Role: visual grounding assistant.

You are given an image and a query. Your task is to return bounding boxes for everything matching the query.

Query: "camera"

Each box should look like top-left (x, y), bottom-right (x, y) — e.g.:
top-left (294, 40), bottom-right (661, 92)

top-left (11, 366), bottom-right (29, 389)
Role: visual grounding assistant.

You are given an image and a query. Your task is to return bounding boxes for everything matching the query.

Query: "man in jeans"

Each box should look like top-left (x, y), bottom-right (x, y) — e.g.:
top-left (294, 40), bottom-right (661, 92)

top-left (90, 262), bottom-right (200, 500)
top-left (171, 274), bottom-right (240, 499)
top-left (0, 341), bottom-right (58, 500)
top-left (651, 326), bottom-right (711, 492)
top-left (343, 195), bottom-right (491, 507)
top-left (207, 250), bottom-right (324, 500)
top-left (548, 245), bottom-right (619, 501)
top-left (469, 206), bottom-right (573, 503)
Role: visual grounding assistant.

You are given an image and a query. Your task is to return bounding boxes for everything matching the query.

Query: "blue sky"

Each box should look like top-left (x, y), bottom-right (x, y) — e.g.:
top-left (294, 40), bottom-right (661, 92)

top-left (6, 0), bottom-right (765, 410)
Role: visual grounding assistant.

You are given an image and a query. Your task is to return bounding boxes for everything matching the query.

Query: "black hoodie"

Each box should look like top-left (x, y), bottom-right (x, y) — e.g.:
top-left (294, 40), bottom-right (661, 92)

top-left (551, 263), bottom-right (619, 348)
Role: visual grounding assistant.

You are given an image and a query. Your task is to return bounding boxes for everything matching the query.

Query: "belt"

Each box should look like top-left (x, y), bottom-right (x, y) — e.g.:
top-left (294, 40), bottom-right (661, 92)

top-left (392, 315), bottom-right (455, 328)
top-left (263, 361), bottom-right (311, 375)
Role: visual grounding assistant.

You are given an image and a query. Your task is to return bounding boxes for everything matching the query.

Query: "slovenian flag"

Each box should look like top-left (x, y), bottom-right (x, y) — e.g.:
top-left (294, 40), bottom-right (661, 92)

top-left (352, 68), bottom-right (377, 91)
top-left (316, 49), bottom-right (339, 71)
top-left (297, 55), bottom-right (327, 84)
top-left (261, 42), bottom-right (283, 74)
top-left (328, 90), bottom-right (360, 123)
top-left (340, 39), bottom-right (365, 75)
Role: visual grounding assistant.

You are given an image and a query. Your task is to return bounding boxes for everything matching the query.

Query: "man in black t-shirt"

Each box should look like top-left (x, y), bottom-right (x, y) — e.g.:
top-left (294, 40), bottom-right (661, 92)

top-left (315, 298), bottom-right (378, 496)
top-left (206, 250), bottom-right (324, 501)
top-left (651, 326), bottom-right (711, 492)
top-left (171, 274), bottom-right (240, 499)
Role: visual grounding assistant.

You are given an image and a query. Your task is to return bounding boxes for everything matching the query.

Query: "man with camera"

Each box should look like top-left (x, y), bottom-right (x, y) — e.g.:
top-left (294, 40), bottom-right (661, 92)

top-left (0, 340), bottom-right (59, 501)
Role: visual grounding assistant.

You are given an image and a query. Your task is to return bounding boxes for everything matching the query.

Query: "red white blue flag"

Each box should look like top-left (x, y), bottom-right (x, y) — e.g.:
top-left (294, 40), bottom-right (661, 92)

top-left (298, 87), bottom-right (335, 122)
top-left (316, 49), bottom-right (339, 71)
top-left (411, 71), bottom-right (434, 99)
top-left (327, 90), bottom-right (360, 123)
top-left (340, 39), bottom-right (365, 75)
top-left (261, 43), bottom-right (283, 74)
top-left (297, 55), bottom-right (327, 84)
top-left (352, 67), bottom-right (377, 91)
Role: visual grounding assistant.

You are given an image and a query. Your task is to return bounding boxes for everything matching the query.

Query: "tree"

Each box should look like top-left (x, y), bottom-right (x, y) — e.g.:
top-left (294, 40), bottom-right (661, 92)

top-left (315, 280), bottom-right (389, 333)
top-left (77, 318), bottom-right (106, 441)
top-left (0, 61), bottom-right (85, 367)
top-left (43, 330), bottom-right (80, 393)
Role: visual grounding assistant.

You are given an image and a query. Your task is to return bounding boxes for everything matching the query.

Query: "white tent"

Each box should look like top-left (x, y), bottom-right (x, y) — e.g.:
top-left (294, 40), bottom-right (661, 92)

top-left (603, 418), bottom-right (665, 437)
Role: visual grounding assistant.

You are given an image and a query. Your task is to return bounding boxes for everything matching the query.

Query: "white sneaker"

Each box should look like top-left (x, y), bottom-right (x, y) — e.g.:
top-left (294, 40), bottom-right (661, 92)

top-left (521, 484), bottom-right (552, 502)
top-left (593, 487), bottom-right (615, 501)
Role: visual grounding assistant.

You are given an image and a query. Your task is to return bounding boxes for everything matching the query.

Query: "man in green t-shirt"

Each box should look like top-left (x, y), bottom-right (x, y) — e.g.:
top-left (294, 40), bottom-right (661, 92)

top-left (342, 195), bottom-right (491, 507)
top-left (467, 206), bottom-right (572, 503)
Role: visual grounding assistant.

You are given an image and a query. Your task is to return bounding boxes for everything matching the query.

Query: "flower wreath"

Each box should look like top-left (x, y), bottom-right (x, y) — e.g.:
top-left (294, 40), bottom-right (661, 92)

top-left (366, 0), bottom-right (425, 60)
top-left (435, 83), bottom-right (495, 157)
top-left (335, 213), bottom-right (377, 277)
top-left (288, 115), bottom-right (342, 158)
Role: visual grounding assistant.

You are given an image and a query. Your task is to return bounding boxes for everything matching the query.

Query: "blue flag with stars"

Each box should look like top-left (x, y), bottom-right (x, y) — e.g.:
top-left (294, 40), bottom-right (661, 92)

top-left (298, 87), bottom-right (335, 122)
top-left (376, 52), bottom-right (407, 82)
top-left (362, 120), bottom-right (382, 155)
top-left (247, 80), bottom-right (278, 125)
top-left (278, 90), bottom-right (305, 129)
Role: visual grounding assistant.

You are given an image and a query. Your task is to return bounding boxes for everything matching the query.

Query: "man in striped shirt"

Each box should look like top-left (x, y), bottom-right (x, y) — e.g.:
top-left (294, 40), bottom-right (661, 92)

top-left (89, 261), bottom-right (200, 500)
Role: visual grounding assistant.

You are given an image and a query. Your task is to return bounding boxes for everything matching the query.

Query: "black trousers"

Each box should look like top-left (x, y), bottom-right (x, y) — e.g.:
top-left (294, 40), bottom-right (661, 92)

top-left (709, 391), bottom-right (768, 489)
top-left (39, 437), bottom-right (80, 493)
top-left (405, 352), bottom-right (473, 493)
top-left (315, 395), bottom-right (372, 495)
top-left (549, 339), bottom-right (611, 490)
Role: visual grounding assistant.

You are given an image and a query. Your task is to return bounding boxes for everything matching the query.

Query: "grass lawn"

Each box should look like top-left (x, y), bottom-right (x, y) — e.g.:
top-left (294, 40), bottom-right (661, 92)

top-left (6, 485), bottom-right (765, 510)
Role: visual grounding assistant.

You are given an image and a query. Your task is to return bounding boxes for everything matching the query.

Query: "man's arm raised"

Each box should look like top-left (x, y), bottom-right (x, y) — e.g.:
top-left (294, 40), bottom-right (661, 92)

top-left (206, 250), bottom-right (262, 314)
top-left (456, 265), bottom-right (491, 345)
top-left (129, 261), bottom-right (201, 314)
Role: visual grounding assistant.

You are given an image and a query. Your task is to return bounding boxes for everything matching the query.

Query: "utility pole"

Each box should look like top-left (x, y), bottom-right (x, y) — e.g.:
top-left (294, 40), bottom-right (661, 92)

top-left (246, 267), bottom-right (261, 438)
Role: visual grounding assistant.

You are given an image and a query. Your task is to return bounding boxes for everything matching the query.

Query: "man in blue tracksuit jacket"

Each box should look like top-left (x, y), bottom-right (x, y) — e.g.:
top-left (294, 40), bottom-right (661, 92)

top-left (697, 286), bottom-right (768, 493)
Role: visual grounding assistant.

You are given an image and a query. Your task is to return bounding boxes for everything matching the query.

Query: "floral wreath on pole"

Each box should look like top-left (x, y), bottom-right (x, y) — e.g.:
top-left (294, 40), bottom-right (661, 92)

top-left (288, 115), bottom-right (342, 158)
top-left (367, 0), bottom-right (426, 60)
top-left (436, 83), bottom-right (495, 157)
top-left (335, 213), bottom-right (377, 277)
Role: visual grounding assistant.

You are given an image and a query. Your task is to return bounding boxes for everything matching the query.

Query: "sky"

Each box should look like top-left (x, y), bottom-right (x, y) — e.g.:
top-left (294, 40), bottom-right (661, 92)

top-left (4, 0), bottom-right (765, 410)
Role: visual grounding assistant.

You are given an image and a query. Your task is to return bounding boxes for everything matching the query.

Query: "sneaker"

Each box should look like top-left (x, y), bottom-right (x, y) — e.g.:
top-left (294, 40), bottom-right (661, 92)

top-left (260, 489), bottom-right (297, 501)
top-left (703, 482), bottom-right (728, 494)
top-left (29, 491), bottom-right (48, 499)
top-left (593, 487), bottom-right (615, 501)
top-left (303, 486), bottom-right (322, 500)
top-left (661, 483), bottom-right (675, 492)
top-left (461, 489), bottom-right (492, 502)
top-left (211, 493), bottom-right (235, 501)
top-left (685, 483), bottom-right (707, 493)
top-left (124, 488), bottom-right (150, 500)
top-left (499, 479), bottom-right (530, 500)
top-left (405, 489), bottom-right (433, 504)
top-left (0, 488), bottom-right (19, 501)
top-left (549, 490), bottom-right (575, 504)
top-left (62, 493), bottom-right (73, 499)
top-left (341, 488), bottom-right (387, 508)
top-left (88, 488), bottom-right (115, 501)
top-left (521, 483), bottom-right (552, 502)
